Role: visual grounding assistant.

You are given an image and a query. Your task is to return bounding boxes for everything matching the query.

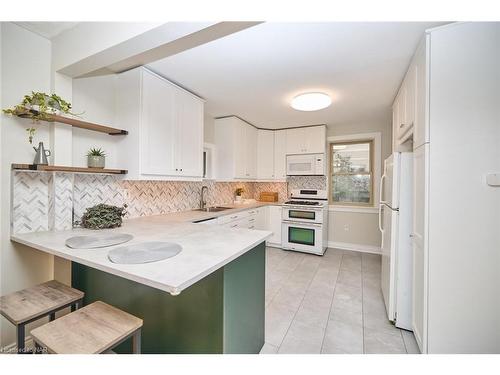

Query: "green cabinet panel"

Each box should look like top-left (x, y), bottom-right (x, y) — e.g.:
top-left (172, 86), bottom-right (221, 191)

top-left (71, 242), bottom-right (266, 354)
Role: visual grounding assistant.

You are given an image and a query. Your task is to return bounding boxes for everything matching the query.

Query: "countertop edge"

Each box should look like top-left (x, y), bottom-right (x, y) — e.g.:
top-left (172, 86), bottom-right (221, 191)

top-left (10, 231), bottom-right (273, 295)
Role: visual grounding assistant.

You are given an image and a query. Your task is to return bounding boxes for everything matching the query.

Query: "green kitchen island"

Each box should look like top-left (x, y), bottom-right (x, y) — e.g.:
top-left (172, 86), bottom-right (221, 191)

top-left (11, 213), bottom-right (271, 354)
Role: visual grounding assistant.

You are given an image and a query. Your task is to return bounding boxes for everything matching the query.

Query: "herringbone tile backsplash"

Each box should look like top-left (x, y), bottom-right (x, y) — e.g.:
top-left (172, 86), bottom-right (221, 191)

top-left (12, 171), bottom-right (288, 233)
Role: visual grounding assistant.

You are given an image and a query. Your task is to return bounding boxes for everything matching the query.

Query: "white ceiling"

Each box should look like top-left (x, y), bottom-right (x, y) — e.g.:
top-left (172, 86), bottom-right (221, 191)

top-left (16, 22), bottom-right (79, 39)
top-left (148, 22), bottom-right (445, 129)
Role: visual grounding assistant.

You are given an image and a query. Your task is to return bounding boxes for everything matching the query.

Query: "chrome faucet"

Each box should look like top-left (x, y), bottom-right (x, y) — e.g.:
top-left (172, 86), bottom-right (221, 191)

top-left (200, 185), bottom-right (209, 209)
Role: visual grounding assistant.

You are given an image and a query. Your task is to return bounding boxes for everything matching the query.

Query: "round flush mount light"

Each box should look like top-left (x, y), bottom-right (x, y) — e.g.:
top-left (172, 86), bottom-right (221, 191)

top-left (291, 92), bottom-right (332, 111)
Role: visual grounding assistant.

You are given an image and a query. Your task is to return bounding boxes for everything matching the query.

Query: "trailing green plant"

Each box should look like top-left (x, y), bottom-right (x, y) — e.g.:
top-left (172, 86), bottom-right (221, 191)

top-left (26, 127), bottom-right (36, 144)
top-left (80, 204), bottom-right (127, 230)
top-left (2, 91), bottom-right (80, 122)
top-left (86, 147), bottom-right (106, 157)
top-left (235, 187), bottom-right (245, 196)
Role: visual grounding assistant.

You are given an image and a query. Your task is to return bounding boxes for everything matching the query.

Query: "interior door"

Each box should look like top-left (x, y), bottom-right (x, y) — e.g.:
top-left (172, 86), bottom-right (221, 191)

top-left (380, 204), bottom-right (396, 321)
top-left (140, 70), bottom-right (177, 176)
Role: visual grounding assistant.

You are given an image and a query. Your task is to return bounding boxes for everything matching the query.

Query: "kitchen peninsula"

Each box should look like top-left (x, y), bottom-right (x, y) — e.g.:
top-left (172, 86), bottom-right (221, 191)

top-left (11, 210), bottom-right (272, 354)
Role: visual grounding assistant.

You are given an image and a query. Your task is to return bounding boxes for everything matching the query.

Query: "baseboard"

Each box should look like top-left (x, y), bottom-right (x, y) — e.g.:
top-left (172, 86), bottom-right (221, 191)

top-left (328, 241), bottom-right (381, 254)
top-left (1, 335), bottom-right (33, 354)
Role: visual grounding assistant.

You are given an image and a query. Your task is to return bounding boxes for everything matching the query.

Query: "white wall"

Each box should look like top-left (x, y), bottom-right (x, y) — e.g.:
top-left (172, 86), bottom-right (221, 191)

top-left (326, 116), bottom-right (392, 250)
top-left (204, 114), bottom-right (215, 143)
top-left (0, 22), bottom-right (54, 347)
top-left (72, 75), bottom-right (119, 168)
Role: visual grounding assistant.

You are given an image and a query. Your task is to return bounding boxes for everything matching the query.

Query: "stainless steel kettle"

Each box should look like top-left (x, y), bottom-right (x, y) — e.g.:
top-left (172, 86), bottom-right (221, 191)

top-left (33, 142), bottom-right (51, 165)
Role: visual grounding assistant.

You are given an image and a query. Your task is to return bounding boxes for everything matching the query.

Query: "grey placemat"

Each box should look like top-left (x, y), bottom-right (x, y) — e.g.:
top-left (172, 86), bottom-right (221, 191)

top-left (65, 233), bottom-right (134, 249)
top-left (107, 242), bottom-right (183, 264)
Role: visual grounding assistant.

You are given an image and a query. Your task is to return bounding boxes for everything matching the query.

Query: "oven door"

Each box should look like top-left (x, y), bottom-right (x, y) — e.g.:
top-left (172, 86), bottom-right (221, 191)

top-left (282, 206), bottom-right (323, 224)
top-left (281, 221), bottom-right (324, 255)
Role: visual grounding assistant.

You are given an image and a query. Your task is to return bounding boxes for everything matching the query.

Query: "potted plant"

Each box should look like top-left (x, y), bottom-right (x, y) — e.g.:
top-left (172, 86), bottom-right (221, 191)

top-left (2, 91), bottom-right (80, 122)
top-left (87, 147), bottom-right (106, 169)
top-left (235, 187), bottom-right (244, 203)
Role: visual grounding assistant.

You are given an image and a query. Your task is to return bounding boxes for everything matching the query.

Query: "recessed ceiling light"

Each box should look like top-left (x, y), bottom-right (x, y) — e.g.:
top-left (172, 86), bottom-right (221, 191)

top-left (291, 92), bottom-right (332, 111)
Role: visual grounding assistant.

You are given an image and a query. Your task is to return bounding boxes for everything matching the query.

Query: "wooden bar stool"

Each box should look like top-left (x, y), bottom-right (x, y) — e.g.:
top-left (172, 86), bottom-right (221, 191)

top-left (0, 280), bottom-right (84, 353)
top-left (31, 301), bottom-right (143, 354)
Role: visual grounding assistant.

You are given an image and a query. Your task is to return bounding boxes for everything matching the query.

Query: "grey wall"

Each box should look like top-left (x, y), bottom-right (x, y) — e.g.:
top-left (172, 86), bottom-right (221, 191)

top-left (326, 115), bottom-right (392, 250)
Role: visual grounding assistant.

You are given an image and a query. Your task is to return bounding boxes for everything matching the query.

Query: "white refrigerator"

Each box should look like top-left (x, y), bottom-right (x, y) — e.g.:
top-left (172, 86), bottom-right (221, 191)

top-left (379, 152), bottom-right (413, 330)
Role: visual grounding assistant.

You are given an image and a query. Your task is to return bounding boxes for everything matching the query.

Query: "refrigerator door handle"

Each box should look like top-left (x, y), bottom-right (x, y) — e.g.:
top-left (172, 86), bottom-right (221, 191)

top-left (379, 174), bottom-right (387, 204)
top-left (378, 203), bottom-right (384, 233)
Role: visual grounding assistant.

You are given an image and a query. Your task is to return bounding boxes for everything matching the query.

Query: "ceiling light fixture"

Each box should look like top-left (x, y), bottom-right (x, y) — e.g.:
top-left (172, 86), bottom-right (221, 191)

top-left (291, 92), bottom-right (332, 111)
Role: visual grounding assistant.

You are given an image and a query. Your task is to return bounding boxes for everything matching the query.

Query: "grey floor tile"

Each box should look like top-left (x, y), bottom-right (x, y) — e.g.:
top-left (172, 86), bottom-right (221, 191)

top-left (278, 320), bottom-right (325, 354)
top-left (265, 301), bottom-right (297, 346)
top-left (401, 330), bottom-right (420, 354)
top-left (364, 327), bottom-right (407, 354)
top-left (329, 305), bottom-right (363, 327)
top-left (322, 319), bottom-right (363, 354)
top-left (337, 267), bottom-right (362, 288)
top-left (294, 302), bottom-right (331, 329)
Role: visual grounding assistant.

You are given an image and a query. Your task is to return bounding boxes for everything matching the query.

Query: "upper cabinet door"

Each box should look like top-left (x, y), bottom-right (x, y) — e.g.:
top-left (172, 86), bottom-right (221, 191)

top-left (274, 130), bottom-right (287, 180)
top-left (233, 121), bottom-right (247, 179)
top-left (413, 37), bottom-right (429, 149)
top-left (175, 89), bottom-right (204, 177)
top-left (286, 126), bottom-right (326, 154)
top-left (245, 124), bottom-right (258, 178)
top-left (286, 128), bottom-right (305, 154)
top-left (257, 129), bottom-right (275, 179)
top-left (304, 126), bottom-right (326, 153)
top-left (140, 70), bottom-right (177, 176)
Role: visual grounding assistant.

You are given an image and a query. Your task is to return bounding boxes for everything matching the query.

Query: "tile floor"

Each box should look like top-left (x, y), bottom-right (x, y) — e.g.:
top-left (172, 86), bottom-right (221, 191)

top-left (260, 247), bottom-right (420, 354)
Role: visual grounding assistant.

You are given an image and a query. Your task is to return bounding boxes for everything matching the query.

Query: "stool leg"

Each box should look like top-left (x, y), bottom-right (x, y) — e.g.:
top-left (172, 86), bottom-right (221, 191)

top-left (132, 330), bottom-right (141, 354)
top-left (16, 324), bottom-right (25, 354)
top-left (34, 341), bottom-right (44, 354)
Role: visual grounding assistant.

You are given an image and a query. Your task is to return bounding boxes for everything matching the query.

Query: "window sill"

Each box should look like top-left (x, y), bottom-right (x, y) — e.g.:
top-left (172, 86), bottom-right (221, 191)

top-left (328, 205), bottom-right (379, 214)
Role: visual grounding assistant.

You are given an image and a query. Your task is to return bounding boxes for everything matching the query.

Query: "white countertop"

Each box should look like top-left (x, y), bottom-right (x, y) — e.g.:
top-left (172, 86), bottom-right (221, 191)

top-left (11, 202), bottom-right (280, 295)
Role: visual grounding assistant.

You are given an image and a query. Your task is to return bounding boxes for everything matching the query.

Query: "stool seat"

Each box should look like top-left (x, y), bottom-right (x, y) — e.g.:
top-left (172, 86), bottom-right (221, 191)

top-left (0, 280), bottom-right (84, 325)
top-left (31, 301), bottom-right (143, 354)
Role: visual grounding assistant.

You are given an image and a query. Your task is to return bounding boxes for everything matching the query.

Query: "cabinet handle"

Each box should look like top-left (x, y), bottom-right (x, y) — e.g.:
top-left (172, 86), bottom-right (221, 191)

top-left (230, 215), bottom-right (238, 219)
top-left (249, 218), bottom-right (255, 222)
top-left (180, 168), bottom-right (183, 171)
top-left (249, 226), bottom-right (255, 229)
top-left (230, 224), bottom-right (238, 228)
top-left (399, 123), bottom-right (405, 128)
top-left (175, 168), bottom-right (178, 171)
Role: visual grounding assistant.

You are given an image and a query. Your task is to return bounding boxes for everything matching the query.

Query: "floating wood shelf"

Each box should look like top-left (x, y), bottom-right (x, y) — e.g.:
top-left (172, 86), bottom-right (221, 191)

top-left (12, 164), bottom-right (127, 175)
top-left (18, 111), bottom-right (128, 135)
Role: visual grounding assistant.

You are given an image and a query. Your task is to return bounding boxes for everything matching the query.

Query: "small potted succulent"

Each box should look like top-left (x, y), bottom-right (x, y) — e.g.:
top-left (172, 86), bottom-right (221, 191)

top-left (235, 187), bottom-right (244, 203)
top-left (87, 147), bottom-right (106, 169)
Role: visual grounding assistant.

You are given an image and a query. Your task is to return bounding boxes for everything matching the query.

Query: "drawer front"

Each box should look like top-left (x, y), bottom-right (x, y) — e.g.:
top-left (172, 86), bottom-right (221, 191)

top-left (218, 210), bottom-right (251, 224)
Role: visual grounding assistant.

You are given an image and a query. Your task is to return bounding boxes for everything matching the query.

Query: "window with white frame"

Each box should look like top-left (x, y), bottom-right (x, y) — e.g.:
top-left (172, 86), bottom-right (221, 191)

top-left (329, 140), bottom-right (374, 206)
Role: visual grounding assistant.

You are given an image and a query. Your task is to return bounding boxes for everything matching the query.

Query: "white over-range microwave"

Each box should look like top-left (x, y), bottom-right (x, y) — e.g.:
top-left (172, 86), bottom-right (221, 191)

top-left (286, 154), bottom-right (325, 176)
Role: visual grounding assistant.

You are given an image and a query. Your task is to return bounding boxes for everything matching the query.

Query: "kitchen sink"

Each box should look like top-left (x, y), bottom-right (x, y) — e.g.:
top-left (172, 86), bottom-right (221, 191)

top-left (193, 206), bottom-right (232, 212)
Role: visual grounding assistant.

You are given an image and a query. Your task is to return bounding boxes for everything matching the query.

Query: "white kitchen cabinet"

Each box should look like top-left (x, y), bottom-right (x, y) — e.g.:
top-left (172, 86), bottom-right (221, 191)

top-left (257, 130), bottom-right (275, 179)
top-left (215, 116), bottom-right (258, 180)
top-left (286, 125), bottom-right (326, 154)
top-left (406, 23), bottom-right (500, 354)
top-left (116, 67), bottom-right (204, 180)
top-left (413, 36), bottom-right (429, 149)
top-left (274, 130), bottom-right (287, 180)
top-left (245, 123), bottom-right (258, 179)
top-left (412, 143), bottom-right (429, 353)
top-left (266, 205), bottom-right (282, 247)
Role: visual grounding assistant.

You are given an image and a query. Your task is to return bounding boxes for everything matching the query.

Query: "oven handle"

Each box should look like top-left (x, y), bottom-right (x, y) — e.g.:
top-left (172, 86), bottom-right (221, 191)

top-left (378, 203), bottom-right (384, 233)
top-left (282, 220), bottom-right (323, 228)
top-left (283, 206), bottom-right (323, 211)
